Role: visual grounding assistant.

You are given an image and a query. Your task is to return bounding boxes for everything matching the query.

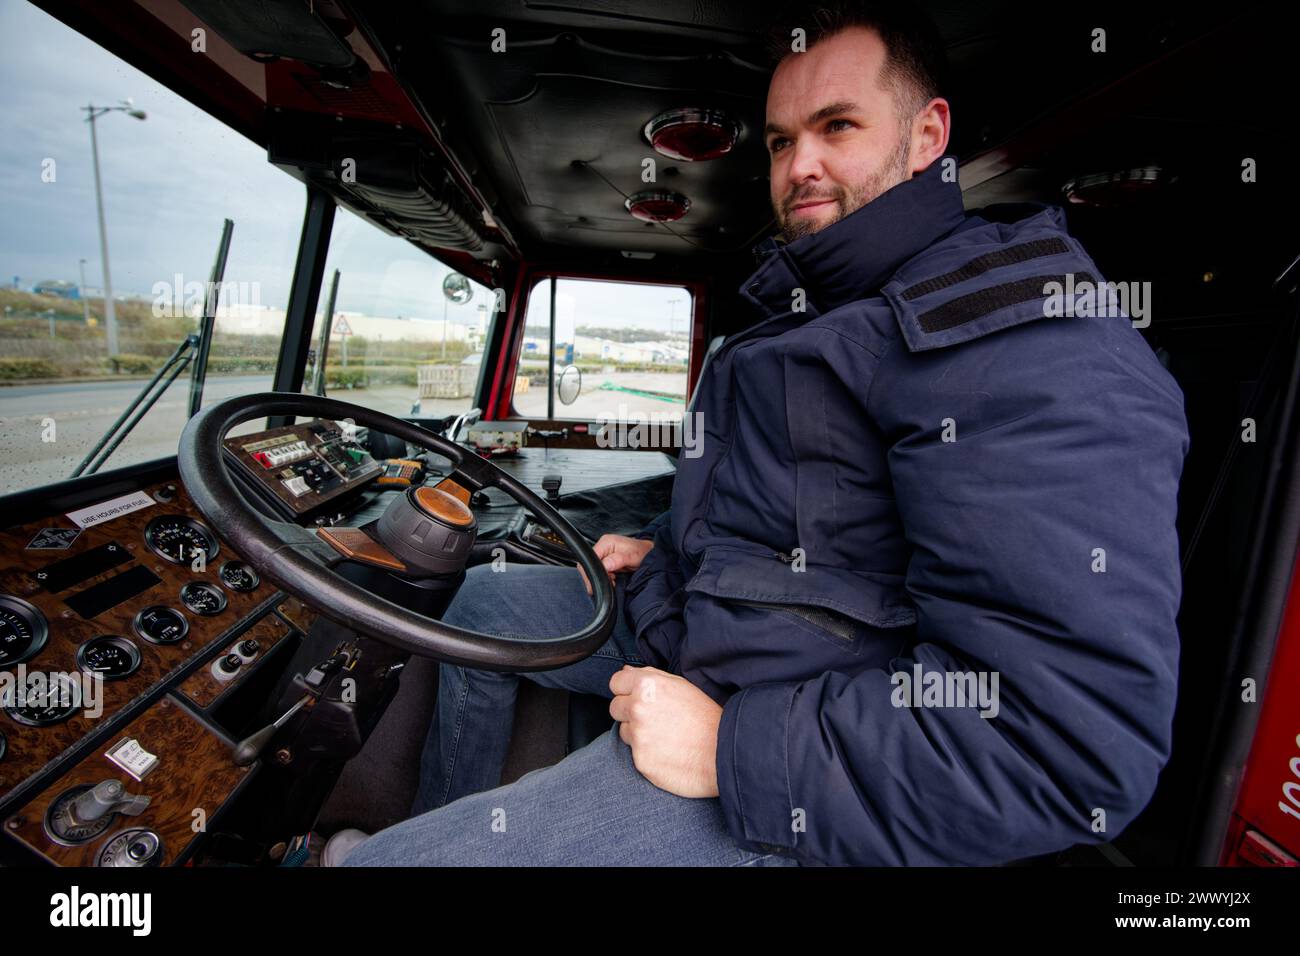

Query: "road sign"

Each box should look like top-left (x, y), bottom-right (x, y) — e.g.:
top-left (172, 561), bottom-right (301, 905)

top-left (333, 314), bottom-right (352, 336)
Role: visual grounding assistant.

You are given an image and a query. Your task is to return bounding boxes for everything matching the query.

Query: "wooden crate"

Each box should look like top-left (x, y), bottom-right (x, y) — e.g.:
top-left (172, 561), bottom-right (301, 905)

top-left (417, 363), bottom-right (477, 399)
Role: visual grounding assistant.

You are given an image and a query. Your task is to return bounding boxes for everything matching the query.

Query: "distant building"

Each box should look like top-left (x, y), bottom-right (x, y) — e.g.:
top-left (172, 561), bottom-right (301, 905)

top-left (573, 334), bottom-right (687, 364)
top-left (33, 279), bottom-right (80, 299)
top-left (211, 303), bottom-right (475, 344)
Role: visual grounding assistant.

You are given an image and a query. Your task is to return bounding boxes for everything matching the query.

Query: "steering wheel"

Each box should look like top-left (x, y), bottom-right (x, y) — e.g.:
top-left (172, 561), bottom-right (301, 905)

top-left (177, 392), bottom-right (616, 671)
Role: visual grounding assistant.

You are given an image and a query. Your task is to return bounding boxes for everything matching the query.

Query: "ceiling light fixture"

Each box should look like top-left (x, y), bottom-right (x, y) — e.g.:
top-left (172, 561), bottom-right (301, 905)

top-left (625, 190), bottom-right (691, 222)
top-left (644, 107), bottom-right (739, 162)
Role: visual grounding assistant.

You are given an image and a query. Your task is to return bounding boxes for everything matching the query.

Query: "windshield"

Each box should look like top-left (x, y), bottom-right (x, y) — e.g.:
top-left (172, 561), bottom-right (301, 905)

top-left (0, 1), bottom-right (304, 496)
top-left (301, 207), bottom-right (497, 421)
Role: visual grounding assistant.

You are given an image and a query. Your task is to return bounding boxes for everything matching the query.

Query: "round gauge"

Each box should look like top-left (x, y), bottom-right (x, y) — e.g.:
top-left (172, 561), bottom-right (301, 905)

top-left (0, 595), bottom-right (49, 668)
top-left (76, 635), bottom-right (142, 680)
top-left (5, 673), bottom-right (81, 727)
top-left (143, 515), bottom-right (219, 566)
top-left (218, 560), bottom-right (259, 593)
top-left (180, 581), bottom-right (227, 616)
top-left (132, 605), bottom-right (189, 645)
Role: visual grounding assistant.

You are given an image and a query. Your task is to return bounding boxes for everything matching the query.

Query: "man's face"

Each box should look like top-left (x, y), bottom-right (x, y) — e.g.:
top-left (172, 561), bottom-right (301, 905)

top-left (765, 26), bottom-right (915, 243)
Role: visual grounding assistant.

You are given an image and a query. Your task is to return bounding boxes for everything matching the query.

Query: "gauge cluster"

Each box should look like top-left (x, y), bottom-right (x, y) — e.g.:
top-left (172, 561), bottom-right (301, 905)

top-left (0, 459), bottom-right (338, 869)
top-left (0, 473), bottom-right (288, 819)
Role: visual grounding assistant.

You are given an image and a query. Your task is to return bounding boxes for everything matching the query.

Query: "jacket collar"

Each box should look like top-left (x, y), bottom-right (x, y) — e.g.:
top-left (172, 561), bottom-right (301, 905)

top-left (741, 156), bottom-right (967, 318)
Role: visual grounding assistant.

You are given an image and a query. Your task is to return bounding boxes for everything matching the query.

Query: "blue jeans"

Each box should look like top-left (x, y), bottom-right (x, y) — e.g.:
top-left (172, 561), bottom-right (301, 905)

top-left (342, 562), bottom-right (799, 866)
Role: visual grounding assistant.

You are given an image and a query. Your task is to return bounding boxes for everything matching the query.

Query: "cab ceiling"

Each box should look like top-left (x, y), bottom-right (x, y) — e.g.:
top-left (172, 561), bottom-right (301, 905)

top-left (346, 0), bottom-right (1216, 262)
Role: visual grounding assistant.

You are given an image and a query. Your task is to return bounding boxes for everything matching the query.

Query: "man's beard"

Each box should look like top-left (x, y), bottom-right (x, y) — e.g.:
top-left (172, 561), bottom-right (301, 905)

top-left (776, 131), bottom-right (913, 243)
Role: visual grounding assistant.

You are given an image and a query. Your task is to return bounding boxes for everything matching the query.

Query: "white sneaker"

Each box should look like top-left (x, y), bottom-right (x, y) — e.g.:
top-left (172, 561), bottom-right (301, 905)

top-left (321, 828), bottom-right (370, 867)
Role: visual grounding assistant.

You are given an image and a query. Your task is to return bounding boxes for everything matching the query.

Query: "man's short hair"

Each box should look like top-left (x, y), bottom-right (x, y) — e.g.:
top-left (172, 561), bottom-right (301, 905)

top-left (763, 2), bottom-right (949, 120)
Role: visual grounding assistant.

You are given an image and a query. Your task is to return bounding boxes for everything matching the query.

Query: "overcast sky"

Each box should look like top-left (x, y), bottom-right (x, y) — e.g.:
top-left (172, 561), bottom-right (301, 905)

top-left (0, 0), bottom-right (692, 331)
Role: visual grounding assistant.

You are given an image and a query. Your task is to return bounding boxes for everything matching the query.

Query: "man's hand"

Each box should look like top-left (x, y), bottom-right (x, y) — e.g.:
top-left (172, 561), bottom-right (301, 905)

top-left (577, 533), bottom-right (654, 594)
top-left (608, 665), bottom-right (722, 798)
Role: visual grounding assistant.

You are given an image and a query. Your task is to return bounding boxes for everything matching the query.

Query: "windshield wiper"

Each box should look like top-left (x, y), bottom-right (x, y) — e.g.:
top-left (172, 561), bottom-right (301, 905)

top-left (71, 219), bottom-right (233, 477)
top-left (71, 335), bottom-right (196, 477)
top-left (309, 268), bottom-right (340, 396)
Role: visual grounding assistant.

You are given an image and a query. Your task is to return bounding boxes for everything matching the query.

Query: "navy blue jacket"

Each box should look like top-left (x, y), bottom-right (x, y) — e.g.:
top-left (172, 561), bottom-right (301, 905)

top-left (623, 158), bottom-right (1188, 865)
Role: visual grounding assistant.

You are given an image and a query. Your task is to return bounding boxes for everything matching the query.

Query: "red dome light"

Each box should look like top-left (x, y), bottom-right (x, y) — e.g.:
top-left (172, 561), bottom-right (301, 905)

top-left (1062, 166), bottom-right (1172, 207)
top-left (644, 107), bottom-right (739, 162)
top-left (625, 190), bottom-right (691, 223)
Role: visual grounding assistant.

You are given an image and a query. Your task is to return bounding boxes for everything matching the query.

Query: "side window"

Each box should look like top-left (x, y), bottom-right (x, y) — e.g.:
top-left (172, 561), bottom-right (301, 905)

top-left (302, 208), bottom-right (495, 420)
top-left (511, 277), bottom-right (691, 422)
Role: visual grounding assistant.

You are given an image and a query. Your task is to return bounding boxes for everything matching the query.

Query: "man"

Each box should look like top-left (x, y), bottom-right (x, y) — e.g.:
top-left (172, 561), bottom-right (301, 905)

top-left (336, 1), bottom-right (1187, 866)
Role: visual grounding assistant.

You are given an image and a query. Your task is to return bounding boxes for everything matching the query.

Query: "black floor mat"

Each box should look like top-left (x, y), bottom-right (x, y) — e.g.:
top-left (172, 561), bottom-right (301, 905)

top-left (317, 663), bottom-right (573, 835)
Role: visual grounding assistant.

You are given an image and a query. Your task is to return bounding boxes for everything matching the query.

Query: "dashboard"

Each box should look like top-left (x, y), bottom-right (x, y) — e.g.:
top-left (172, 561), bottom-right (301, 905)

top-left (0, 451), bottom-right (325, 866)
top-left (0, 416), bottom-right (674, 866)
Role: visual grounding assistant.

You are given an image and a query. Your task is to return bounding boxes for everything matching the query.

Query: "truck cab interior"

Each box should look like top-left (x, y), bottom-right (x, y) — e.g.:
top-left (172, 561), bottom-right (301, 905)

top-left (0, 0), bottom-right (1297, 868)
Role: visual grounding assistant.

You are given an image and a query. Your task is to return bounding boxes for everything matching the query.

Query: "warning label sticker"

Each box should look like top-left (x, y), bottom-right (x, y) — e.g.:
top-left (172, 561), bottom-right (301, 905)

top-left (66, 491), bottom-right (156, 529)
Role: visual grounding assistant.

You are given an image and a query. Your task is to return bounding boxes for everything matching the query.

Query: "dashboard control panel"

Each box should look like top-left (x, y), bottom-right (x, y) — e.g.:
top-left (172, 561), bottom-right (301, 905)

top-left (4, 697), bottom-right (252, 866)
top-left (223, 419), bottom-right (383, 518)
top-left (0, 467), bottom-right (326, 866)
top-left (0, 477), bottom-right (281, 810)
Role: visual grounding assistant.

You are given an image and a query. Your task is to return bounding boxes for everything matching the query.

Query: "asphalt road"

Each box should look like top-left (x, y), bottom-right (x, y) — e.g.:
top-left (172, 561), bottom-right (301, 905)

top-left (0, 375), bottom-right (431, 495)
top-left (0, 371), bottom-right (685, 496)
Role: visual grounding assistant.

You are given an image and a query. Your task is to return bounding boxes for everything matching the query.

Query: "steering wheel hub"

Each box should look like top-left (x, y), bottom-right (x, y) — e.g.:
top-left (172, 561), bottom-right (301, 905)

top-left (372, 485), bottom-right (477, 576)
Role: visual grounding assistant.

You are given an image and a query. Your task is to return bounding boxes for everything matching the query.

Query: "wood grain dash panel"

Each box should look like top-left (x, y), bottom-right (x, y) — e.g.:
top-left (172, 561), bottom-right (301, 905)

top-left (3, 697), bottom-right (250, 866)
top-left (0, 478), bottom-right (276, 798)
top-left (176, 614), bottom-right (290, 709)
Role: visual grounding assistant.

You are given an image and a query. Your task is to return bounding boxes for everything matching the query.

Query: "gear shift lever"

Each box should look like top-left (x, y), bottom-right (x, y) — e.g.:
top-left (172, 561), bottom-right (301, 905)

top-left (231, 648), bottom-right (355, 766)
top-left (232, 694), bottom-right (311, 767)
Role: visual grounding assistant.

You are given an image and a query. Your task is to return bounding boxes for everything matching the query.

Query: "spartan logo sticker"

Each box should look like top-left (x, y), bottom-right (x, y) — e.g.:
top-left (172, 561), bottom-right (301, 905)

top-left (27, 527), bottom-right (82, 550)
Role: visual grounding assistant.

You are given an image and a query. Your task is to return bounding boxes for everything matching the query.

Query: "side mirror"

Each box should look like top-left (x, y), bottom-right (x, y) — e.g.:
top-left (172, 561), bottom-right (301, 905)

top-left (557, 364), bottom-right (583, 406)
top-left (442, 272), bottom-right (472, 304)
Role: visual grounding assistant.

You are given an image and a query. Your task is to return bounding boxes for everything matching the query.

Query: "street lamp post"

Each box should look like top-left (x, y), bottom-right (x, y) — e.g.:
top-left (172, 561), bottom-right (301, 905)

top-left (83, 100), bottom-right (146, 361)
top-left (77, 258), bottom-right (90, 325)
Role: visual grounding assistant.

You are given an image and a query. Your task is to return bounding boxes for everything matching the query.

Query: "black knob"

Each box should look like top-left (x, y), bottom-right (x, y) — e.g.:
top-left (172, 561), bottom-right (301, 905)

top-left (542, 474), bottom-right (562, 501)
top-left (238, 639), bottom-right (260, 657)
top-left (218, 654), bottom-right (242, 674)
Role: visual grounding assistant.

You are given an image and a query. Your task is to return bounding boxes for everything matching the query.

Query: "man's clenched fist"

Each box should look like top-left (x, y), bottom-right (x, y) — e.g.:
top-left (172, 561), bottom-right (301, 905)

top-left (609, 665), bottom-right (722, 798)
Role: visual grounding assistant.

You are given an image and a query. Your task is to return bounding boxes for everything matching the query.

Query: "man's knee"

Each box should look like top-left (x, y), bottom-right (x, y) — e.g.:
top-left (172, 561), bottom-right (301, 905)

top-left (442, 563), bottom-right (587, 636)
top-left (438, 661), bottom-right (517, 702)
